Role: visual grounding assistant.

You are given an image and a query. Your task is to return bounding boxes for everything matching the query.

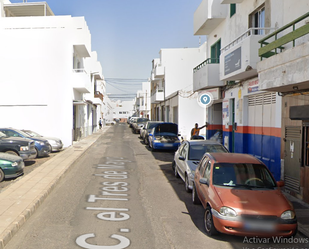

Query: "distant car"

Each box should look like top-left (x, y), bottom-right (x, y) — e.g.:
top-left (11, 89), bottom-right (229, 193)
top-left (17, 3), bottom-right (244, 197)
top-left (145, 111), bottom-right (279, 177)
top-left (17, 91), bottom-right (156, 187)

top-left (132, 118), bottom-right (150, 134)
top-left (192, 152), bottom-right (298, 237)
top-left (22, 130), bottom-right (63, 152)
top-left (173, 140), bottom-right (229, 192)
top-left (0, 131), bottom-right (37, 160)
top-left (129, 117), bottom-right (138, 128)
top-left (0, 128), bottom-right (51, 158)
top-left (106, 120), bottom-right (116, 126)
top-left (209, 130), bottom-right (223, 144)
top-left (0, 152), bottom-right (24, 182)
top-left (148, 122), bottom-right (181, 151)
top-left (140, 121), bottom-right (163, 144)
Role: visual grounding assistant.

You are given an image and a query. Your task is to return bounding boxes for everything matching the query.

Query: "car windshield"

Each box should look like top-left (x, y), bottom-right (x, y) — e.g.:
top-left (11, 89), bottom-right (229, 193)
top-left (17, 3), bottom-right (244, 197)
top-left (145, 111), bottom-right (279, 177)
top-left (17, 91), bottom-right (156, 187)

top-left (24, 130), bottom-right (42, 137)
top-left (0, 131), bottom-right (7, 138)
top-left (189, 144), bottom-right (228, 160)
top-left (137, 118), bottom-right (149, 123)
top-left (17, 130), bottom-right (32, 138)
top-left (212, 163), bottom-right (276, 189)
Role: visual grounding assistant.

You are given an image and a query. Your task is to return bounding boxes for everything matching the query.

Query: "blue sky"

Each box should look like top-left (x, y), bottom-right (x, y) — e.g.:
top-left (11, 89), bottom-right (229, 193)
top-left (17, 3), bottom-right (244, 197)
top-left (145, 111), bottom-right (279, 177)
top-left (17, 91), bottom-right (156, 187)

top-left (11, 0), bottom-right (206, 99)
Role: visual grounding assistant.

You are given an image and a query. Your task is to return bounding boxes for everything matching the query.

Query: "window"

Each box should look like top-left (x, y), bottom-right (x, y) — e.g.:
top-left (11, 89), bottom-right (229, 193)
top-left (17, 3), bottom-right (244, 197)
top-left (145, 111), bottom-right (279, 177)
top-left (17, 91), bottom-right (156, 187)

top-left (230, 4), bottom-right (236, 17)
top-left (203, 161), bottom-right (211, 181)
top-left (249, 5), bottom-right (265, 35)
top-left (119, 112), bottom-right (123, 114)
top-left (199, 157), bottom-right (209, 175)
top-left (211, 39), bottom-right (221, 63)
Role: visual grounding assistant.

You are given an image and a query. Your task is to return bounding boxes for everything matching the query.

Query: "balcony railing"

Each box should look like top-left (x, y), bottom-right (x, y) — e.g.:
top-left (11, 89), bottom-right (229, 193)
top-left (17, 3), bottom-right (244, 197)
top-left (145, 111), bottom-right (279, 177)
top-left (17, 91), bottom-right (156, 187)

top-left (193, 58), bottom-right (220, 73)
top-left (72, 68), bottom-right (91, 93)
top-left (221, 27), bottom-right (276, 53)
top-left (259, 12), bottom-right (309, 59)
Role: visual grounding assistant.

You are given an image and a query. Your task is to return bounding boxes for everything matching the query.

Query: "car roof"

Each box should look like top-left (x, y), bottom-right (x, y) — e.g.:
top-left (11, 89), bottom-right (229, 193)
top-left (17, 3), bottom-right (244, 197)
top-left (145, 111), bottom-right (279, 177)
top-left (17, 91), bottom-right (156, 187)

top-left (207, 153), bottom-right (262, 164)
top-left (186, 140), bottom-right (221, 145)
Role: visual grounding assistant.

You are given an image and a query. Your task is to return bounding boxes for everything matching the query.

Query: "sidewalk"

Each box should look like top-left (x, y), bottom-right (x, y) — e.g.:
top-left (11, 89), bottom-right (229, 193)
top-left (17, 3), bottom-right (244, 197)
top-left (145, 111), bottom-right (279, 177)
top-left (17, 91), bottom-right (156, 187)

top-left (283, 191), bottom-right (309, 238)
top-left (0, 126), bottom-right (110, 249)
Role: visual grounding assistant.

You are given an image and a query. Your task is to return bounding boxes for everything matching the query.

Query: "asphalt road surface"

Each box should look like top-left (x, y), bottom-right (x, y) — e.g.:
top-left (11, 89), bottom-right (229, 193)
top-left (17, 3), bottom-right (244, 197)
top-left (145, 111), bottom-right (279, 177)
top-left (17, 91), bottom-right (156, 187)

top-left (4, 124), bottom-right (309, 249)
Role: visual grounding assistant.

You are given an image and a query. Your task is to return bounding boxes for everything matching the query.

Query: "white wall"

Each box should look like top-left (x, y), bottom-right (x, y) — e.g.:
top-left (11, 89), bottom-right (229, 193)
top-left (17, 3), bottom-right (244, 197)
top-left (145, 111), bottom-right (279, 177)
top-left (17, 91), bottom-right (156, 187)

top-left (0, 15), bottom-right (92, 147)
top-left (160, 47), bottom-right (206, 97)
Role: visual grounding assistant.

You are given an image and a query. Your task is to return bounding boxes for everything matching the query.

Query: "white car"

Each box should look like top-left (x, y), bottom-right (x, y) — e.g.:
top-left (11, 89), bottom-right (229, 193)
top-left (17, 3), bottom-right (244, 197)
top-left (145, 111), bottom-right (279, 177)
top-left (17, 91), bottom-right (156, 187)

top-left (173, 140), bottom-right (229, 192)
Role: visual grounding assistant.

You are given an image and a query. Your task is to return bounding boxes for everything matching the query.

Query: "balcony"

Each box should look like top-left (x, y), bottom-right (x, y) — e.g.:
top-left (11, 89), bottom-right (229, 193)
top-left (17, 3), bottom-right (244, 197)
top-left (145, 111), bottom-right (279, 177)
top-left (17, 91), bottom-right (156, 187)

top-left (154, 65), bottom-right (164, 78)
top-left (194, 0), bottom-right (228, 35)
top-left (151, 89), bottom-right (164, 103)
top-left (220, 28), bottom-right (275, 81)
top-left (193, 58), bottom-right (224, 91)
top-left (258, 12), bottom-right (309, 92)
top-left (72, 69), bottom-right (91, 93)
top-left (94, 91), bottom-right (103, 102)
top-left (220, 0), bottom-right (243, 4)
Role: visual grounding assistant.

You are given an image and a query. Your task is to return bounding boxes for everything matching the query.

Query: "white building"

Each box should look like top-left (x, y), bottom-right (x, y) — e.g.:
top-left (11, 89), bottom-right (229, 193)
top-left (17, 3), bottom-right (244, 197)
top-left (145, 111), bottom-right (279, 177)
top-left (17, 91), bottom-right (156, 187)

top-left (193, 0), bottom-right (309, 199)
top-left (135, 81), bottom-right (151, 119)
top-left (112, 99), bottom-right (135, 122)
top-left (151, 45), bottom-right (207, 140)
top-left (0, 1), bottom-right (104, 147)
top-left (102, 95), bottom-right (114, 125)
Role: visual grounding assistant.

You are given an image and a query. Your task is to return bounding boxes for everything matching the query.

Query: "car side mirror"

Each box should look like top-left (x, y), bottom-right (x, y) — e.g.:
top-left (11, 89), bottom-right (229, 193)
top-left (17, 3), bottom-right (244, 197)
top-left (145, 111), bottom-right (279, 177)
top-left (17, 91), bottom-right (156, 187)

top-left (179, 156), bottom-right (185, 161)
top-left (149, 133), bottom-right (153, 136)
top-left (199, 178), bottom-right (209, 186)
top-left (277, 180), bottom-right (284, 187)
top-left (178, 134), bottom-right (181, 136)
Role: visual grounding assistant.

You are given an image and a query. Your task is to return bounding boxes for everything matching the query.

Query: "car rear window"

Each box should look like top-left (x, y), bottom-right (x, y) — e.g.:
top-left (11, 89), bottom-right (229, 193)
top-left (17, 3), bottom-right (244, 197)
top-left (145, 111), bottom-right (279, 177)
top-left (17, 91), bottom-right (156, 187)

top-left (188, 144), bottom-right (228, 160)
top-left (212, 163), bottom-right (276, 189)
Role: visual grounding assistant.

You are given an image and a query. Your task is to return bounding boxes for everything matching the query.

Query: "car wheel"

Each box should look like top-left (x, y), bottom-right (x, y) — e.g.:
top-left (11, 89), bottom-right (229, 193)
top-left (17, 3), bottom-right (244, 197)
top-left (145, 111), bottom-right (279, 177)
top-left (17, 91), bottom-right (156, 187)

top-left (185, 174), bottom-right (191, 193)
top-left (0, 169), bottom-right (4, 182)
top-left (204, 206), bottom-right (218, 236)
top-left (174, 164), bottom-right (180, 178)
top-left (172, 161), bottom-right (175, 171)
top-left (34, 148), bottom-right (39, 158)
top-left (192, 183), bottom-right (201, 205)
top-left (5, 150), bottom-right (19, 156)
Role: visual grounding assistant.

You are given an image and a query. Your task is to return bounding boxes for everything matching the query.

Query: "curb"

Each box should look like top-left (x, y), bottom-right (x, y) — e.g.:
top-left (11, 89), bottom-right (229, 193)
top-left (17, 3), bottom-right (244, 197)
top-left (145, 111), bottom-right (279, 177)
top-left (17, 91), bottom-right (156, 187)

top-left (0, 127), bottom-right (110, 249)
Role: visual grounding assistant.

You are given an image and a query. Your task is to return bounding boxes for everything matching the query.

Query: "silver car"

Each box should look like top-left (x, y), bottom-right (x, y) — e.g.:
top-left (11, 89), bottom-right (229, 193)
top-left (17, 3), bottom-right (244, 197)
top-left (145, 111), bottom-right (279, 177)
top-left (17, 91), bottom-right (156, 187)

top-left (22, 130), bottom-right (63, 152)
top-left (140, 121), bottom-right (163, 144)
top-left (173, 140), bottom-right (229, 192)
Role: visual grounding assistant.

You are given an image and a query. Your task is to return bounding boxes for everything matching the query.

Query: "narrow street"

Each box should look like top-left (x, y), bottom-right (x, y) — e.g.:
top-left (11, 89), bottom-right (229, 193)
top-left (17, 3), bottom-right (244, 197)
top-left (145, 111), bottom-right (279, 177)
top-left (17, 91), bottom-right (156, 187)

top-left (4, 124), bottom-right (309, 249)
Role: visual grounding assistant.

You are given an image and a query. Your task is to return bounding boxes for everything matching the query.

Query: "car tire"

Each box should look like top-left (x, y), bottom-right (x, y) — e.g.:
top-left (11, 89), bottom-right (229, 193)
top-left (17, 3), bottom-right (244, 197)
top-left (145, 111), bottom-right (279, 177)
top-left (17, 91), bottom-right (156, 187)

top-left (204, 206), bottom-right (218, 236)
top-left (5, 150), bottom-right (19, 156)
top-left (144, 137), bottom-right (148, 145)
top-left (174, 164), bottom-right (180, 178)
top-left (0, 169), bottom-right (4, 182)
top-left (192, 183), bottom-right (201, 205)
top-left (185, 174), bottom-right (191, 193)
top-left (172, 161), bottom-right (175, 171)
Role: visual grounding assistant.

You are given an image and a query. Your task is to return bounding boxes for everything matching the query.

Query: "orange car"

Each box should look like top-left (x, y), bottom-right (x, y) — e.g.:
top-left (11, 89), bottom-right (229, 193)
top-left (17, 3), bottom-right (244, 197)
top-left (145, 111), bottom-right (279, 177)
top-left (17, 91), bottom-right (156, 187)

top-left (192, 153), bottom-right (297, 237)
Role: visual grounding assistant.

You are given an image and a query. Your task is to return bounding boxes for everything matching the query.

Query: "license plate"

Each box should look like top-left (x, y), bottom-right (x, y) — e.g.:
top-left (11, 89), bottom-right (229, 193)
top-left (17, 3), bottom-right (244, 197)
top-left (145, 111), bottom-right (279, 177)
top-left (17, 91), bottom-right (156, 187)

top-left (244, 221), bottom-right (275, 232)
top-left (163, 144), bottom-right (173, 147)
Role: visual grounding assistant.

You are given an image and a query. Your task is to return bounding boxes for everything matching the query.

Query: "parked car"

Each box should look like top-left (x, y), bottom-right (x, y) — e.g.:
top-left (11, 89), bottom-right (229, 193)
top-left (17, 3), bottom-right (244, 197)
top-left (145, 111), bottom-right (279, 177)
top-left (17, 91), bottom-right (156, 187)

top-left (173, 140), bottom-right (229, 192)
top-left (0, 131), bottom-right (37, 160)
top-left (0, 128), bottom-right (51, 158)
top-left (209, 130), bottom-right (223, 144)
top-left (128, 117), bottom-right (138, 128)
top-left (21, 130), bottom-right (63, 152)
top-left (0, 152), bottom-right (24, 182)
top-left (192, 152), bottom-right (298, 237)
top-left (140, 121), bottom-right (163, 144)
top-left (105, 120), bottom-right (116, 126)
top-left (148, 122), bottom-right (181, 151)
top-left (132, 118), bottom-right (150, 134)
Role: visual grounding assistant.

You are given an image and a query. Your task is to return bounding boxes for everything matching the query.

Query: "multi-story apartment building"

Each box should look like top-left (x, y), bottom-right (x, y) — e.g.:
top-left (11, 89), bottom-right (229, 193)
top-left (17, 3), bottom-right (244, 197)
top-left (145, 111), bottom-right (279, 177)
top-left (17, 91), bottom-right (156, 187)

top-left (150, 45), bottom-right (207, 140)
top-left (194, 0), bottom-right (309, 203)
top-left (135, 81), bottom-right (151, 119)
top-left (0, 1), bottom-right (104, 147)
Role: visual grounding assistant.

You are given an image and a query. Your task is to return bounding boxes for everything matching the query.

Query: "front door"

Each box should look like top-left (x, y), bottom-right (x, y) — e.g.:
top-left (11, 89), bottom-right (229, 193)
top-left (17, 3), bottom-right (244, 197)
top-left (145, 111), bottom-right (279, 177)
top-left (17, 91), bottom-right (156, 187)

top-left (284, 126), bottom-right (301, 193)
